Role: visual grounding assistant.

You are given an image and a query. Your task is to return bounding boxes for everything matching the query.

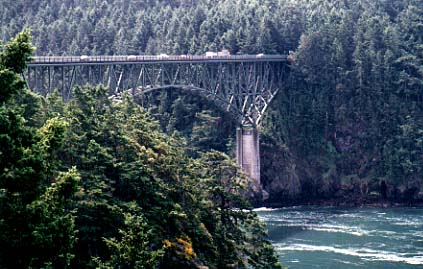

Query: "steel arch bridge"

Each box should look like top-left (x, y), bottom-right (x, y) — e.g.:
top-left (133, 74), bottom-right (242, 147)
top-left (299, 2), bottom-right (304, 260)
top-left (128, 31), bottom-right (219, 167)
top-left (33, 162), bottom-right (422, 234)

top-left (24, 54), bottom-right (289, 191)
top-left (25, 55), bottom-right (287, 126)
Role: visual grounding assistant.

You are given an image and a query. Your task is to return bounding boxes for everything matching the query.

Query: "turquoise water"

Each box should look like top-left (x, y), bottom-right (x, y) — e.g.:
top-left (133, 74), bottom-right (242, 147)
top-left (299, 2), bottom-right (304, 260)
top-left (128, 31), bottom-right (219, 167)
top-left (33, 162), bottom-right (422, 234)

top-left (257, 207), bottom-right (423, 269)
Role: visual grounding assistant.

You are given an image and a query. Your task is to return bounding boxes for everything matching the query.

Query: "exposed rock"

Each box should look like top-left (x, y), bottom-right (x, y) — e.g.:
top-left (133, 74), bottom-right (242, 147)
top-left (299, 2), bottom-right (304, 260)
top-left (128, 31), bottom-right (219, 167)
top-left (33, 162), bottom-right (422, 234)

top-left (268, 163), bottom-right (301, 197)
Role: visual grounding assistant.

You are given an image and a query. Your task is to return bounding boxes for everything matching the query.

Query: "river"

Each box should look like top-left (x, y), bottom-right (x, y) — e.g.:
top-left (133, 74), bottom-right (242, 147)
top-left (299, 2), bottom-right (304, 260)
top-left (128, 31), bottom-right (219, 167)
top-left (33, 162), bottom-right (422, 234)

top-left (257, 206), bottom-right (423, 269)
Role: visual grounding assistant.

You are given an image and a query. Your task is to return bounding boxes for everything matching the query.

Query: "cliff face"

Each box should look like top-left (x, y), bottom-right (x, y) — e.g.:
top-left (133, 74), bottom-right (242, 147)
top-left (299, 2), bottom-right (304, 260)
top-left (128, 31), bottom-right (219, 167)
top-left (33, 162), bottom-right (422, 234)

top-left (260, 129), bottom-right (423, 206)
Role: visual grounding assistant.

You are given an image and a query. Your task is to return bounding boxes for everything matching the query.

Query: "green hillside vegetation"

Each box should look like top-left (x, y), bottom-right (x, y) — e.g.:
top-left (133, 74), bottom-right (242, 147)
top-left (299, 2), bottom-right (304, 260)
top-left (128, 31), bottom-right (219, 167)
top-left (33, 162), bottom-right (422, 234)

top-left (1, 0), bottom-right (422, 202)
top-left (0, 32), bottom-right (281, 268)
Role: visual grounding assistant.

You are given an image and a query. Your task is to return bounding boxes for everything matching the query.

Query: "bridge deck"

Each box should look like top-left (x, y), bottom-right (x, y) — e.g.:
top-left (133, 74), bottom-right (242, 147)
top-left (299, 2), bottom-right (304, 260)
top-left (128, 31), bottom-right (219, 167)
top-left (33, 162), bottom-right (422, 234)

top-left (28, 55), bottom-right (287, 66)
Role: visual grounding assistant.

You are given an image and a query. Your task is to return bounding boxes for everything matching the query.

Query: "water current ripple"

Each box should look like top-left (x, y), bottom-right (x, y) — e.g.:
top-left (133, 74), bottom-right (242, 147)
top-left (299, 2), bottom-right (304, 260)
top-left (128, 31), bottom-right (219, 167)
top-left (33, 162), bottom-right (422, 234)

top-left (258, 206), bottom-right (423, 269)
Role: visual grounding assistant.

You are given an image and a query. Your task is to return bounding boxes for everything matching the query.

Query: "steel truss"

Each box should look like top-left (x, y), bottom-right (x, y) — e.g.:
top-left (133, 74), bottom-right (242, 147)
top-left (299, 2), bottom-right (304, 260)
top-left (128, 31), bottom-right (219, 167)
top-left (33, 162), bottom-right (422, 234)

top-left (25, 59), bottom-right (288, 126)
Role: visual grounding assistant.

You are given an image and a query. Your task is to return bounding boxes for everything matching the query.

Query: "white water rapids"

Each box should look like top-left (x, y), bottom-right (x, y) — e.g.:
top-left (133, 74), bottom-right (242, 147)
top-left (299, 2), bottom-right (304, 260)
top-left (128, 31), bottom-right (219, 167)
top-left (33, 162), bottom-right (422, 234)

top-left (256, 206), bottom-right (423, 268)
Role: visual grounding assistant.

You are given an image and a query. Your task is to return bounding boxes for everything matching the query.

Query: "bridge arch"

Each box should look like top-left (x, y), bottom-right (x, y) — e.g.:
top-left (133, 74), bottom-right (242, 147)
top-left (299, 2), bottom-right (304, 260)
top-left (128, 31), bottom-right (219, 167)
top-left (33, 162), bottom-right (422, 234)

top-left (126, 84), bottom-right (243, 123)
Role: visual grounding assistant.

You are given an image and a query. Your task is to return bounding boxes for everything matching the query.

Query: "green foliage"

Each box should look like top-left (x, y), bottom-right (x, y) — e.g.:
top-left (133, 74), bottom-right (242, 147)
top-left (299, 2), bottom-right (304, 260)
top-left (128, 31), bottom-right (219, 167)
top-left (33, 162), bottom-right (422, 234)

top-left (95, 213), bottom-right (163, 269)
top-left (30, 84), bottom-right (280, 268)
top-left (38, 117), bottom-right (69, 173)
top-left (28, 167), bottom-right (80, 268)
top-left (196, 151), bottom-right (282, 269)
top-left (259, 0), bottom-right (423, 202)
top-left (1, 30), bottom-right (34, 73)
top-left (0, 31), bottom-right (77, 269)
top-left (0, 68), bottom-right (25, 103)
top-left (190, 110), bottom-right (227, 154)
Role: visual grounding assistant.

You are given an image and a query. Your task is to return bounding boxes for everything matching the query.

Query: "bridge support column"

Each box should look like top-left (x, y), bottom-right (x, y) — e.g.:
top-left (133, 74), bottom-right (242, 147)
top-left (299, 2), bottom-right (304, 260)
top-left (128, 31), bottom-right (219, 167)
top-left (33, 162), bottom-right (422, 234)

top-left (236, 125), bottom-right (260, 186)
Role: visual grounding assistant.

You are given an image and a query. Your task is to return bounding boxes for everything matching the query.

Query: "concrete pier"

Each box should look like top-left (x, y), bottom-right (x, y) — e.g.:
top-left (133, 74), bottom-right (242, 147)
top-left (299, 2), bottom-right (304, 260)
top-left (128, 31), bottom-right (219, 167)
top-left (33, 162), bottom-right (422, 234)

top-left (236, 126), bottom-right (260, 185)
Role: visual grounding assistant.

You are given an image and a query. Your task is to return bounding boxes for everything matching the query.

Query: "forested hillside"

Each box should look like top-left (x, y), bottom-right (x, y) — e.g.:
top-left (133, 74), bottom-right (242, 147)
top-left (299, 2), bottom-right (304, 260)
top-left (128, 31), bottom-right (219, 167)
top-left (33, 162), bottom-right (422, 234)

top-left (1, 0), bottom-right (422, 205)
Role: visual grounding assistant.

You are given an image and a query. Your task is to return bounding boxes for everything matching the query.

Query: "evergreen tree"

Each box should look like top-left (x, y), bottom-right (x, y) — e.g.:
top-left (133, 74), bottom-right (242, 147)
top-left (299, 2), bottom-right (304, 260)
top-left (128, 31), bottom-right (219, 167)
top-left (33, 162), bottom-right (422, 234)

top-left (0, 31), bottom-right (78, 268)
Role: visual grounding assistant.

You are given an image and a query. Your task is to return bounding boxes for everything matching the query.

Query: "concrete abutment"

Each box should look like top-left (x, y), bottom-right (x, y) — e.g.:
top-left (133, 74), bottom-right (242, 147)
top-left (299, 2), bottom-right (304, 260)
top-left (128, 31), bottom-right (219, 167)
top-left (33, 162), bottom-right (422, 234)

top-left (236, 125), bottom-right (260, 186)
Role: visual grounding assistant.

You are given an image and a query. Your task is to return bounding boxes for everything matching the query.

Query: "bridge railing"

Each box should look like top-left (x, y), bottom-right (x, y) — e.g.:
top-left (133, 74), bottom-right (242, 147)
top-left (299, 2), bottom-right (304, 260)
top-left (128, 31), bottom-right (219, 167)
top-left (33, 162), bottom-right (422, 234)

top-left (29, 54), bottom-right (286, 64)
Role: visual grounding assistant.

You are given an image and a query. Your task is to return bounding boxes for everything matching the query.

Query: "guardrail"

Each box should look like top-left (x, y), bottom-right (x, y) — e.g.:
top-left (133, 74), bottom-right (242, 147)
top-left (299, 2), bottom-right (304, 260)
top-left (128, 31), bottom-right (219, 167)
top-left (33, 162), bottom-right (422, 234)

top-left (28, 54), bottom-right (287, 64)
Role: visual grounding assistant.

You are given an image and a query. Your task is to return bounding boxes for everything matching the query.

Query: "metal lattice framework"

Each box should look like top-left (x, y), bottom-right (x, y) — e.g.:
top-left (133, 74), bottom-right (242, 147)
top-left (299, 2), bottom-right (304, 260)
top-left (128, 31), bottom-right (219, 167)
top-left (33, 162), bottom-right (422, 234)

top-left (25, 55), bottom-right (288, 126)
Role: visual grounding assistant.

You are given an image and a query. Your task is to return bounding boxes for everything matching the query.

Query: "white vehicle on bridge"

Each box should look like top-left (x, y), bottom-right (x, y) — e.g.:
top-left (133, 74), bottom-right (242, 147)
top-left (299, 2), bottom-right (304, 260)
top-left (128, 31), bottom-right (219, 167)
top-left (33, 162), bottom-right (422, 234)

top-left (80, 55), bottom-right (89, 61)
top-left (127, 55), bottom-right (137, 61)
top-left (205, 51), bottom-right (218, 57)
top-left (158, 53), bottom-right (169, 59)
top-left (206, 49), bottom-right (231, 58)
top-left (256, 53), bottom-right (265, 58)
top-left (218, 49), bottom-right (230, 56)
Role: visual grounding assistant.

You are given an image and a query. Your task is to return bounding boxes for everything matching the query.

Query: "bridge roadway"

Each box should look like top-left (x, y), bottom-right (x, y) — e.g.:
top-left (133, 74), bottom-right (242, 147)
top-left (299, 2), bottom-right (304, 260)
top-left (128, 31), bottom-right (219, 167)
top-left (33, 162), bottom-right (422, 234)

top-left (25, 54), bottom-right (288, 193)
top-left (28, 54), bottom-right (286, 66)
